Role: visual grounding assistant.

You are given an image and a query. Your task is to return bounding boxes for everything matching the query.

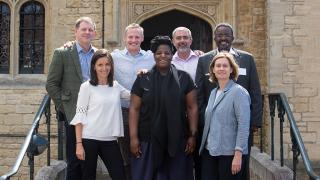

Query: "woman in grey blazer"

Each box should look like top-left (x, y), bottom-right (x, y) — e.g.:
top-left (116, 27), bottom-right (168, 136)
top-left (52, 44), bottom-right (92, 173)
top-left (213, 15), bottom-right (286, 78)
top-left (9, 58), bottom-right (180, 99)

top-left (199, 52), bottom-right (251, 180)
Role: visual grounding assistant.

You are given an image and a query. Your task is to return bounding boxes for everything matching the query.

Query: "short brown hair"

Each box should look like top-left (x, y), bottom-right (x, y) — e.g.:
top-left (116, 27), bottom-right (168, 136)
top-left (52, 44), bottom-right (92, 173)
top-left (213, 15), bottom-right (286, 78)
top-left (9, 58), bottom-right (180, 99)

top-left (209, 52), bottom-right (239, 83)
top-left (75, 17), bottom-right (96, 30)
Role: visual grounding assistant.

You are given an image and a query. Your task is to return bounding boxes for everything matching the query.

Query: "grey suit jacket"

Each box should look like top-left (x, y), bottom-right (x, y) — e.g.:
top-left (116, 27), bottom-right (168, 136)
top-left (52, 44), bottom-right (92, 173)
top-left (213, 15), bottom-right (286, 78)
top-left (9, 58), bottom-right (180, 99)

top-left (46, 43), bottom-right (96, 122)
top-left (199, 80), bottom-right (251, 155)
top-left (195, 48), bottom-right (262, 129)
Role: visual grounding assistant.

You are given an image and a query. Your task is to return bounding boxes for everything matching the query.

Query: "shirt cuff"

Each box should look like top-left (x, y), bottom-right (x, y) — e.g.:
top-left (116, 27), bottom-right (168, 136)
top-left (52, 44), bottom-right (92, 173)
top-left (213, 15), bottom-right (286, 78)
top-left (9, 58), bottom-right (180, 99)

top-left (235, 146), bottom-right (243, 153)
top-left (70, 113), bottom-right (87, 125)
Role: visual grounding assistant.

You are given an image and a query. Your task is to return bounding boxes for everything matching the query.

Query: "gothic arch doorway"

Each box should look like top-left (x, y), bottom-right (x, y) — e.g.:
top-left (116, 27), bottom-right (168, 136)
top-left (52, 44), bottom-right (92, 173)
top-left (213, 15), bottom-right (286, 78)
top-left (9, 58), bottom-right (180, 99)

top-left (140, 10), bottom-right (213, 52)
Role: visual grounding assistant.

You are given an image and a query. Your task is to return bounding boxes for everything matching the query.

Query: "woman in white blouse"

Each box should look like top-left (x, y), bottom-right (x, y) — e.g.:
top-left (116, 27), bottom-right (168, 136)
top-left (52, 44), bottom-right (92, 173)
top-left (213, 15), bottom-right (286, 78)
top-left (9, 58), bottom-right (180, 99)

top-left (70, 49), bottom-right (129, 180)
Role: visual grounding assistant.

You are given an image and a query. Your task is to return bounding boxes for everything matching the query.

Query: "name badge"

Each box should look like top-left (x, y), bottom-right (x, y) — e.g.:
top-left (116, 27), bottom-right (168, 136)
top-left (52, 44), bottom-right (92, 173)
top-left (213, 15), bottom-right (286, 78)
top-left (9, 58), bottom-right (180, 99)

top-left (239, 68), bottom-right (247, 76)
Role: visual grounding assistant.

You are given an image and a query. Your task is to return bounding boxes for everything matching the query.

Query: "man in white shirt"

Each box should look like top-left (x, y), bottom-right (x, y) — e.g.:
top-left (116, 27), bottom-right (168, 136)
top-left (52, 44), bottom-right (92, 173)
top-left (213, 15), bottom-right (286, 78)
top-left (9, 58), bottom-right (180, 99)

top-left (171, 27), bottom-right (201, 180)
top-left (171, 27), bottom-right (199, 81)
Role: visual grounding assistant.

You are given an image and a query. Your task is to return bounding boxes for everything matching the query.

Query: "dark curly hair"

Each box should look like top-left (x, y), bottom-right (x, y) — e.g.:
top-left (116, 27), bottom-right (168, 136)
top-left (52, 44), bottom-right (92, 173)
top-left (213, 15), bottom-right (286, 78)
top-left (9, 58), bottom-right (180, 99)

top-left (150, 35), bottom-right (174, 53)
top-left (89, 49), bottom-right (114, 86)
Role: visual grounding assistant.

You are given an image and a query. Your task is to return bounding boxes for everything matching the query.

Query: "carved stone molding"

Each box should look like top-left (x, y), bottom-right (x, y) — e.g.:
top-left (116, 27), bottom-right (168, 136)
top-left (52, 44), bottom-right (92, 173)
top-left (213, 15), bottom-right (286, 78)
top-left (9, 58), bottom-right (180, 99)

top-left (128, 1), bottom-right (220, 24)
top-left (208, 5), bottom-right (216, 16)
top-left (132, 3), bottom-right (218, 18)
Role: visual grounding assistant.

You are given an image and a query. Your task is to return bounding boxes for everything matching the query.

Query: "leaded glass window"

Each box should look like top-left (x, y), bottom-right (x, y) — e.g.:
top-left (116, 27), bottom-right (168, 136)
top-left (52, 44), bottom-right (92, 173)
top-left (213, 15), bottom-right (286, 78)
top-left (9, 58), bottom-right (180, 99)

top-left (19, 1), bottom-right (44, 74)
top-left (0, 2), bottom-right (10, 74)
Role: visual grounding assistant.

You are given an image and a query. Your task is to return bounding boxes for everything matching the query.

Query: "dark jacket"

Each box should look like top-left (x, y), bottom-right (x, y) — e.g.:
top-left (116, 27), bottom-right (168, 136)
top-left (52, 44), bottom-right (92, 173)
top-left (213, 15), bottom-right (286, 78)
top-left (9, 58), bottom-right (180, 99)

top-left (46, 44), bottom-right (97, 122)
top-left (195, 48), bottom-right (262, 129)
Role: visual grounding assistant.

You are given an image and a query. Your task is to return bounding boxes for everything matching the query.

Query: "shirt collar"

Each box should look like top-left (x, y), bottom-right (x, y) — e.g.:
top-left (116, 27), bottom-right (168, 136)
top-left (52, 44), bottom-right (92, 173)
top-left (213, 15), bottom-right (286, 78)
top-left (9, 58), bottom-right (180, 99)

top-left (173, 50), bottom-right (197, 61)
top-left (76, 42), bottom-right (94, 54)
top-left (123, 48), bottom-right (145, 57)
top-left (217, 47), bottom-right (236, 55)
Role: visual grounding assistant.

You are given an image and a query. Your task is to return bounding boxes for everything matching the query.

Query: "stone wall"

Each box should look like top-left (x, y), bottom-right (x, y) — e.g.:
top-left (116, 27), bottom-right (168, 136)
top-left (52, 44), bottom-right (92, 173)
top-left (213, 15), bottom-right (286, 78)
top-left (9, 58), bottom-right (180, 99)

top-left (267, 0), bottom-right (320, 161)
top-left (47, 0), bottom-right (103, 62)
top-left (0, 86), bottom-right (59, 179)
top-left (237, 0), bottom-right (267, 91)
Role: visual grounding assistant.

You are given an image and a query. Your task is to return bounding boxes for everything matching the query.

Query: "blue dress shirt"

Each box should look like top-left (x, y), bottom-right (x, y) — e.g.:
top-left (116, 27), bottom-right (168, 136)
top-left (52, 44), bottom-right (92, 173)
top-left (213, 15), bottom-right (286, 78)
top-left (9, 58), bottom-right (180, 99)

top-left (76, 42), bottom-right (94, 82)
top-left (111, 48), bottom-right (155, 108)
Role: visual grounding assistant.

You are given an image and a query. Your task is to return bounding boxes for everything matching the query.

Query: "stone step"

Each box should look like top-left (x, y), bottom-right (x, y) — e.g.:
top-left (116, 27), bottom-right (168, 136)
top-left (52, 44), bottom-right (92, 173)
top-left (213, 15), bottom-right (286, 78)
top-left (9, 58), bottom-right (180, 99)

top-left (96, 157), bottom-right (112, 180)
top-left (96, 173), bottom-right (111, 180)
top-left (295, 167), bottom-right (320, 179)
top-left (285, 160), bottom-right (320, 180)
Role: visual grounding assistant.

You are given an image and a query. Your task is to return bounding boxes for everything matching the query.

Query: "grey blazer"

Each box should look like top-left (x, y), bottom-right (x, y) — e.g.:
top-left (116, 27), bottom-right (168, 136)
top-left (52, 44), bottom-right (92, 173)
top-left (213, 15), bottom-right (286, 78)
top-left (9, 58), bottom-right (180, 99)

top-left (46, 43), bottom-right (96, 122)
top-left (195, 48), bottom-right (262, 129)
top-left (199, 80), bottom-right (251, 156)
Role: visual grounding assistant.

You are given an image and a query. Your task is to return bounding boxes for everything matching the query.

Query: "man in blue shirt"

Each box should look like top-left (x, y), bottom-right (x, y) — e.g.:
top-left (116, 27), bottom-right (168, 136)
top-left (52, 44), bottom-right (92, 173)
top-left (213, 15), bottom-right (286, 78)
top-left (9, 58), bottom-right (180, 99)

top-left (111, 23), bottom-right (155, 178)
top-left (112, 23), bottom-right (155, 107)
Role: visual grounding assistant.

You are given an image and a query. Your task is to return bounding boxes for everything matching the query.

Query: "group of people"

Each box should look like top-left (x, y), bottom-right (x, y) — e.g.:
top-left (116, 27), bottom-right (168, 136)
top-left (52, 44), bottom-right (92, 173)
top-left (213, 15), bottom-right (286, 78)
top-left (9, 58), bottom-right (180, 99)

top-left (46, 16), bottom-right (262, 180)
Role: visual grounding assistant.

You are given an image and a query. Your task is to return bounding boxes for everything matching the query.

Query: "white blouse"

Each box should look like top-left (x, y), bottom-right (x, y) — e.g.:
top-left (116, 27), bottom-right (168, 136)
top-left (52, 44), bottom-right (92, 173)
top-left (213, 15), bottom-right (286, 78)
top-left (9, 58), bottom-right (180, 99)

top-left (70, 81), bottom-right (130, 141)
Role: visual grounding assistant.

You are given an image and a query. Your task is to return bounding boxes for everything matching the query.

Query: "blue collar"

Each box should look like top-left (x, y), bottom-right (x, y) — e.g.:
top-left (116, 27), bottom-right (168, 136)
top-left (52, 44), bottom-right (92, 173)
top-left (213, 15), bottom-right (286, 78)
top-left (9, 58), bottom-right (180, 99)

top-left (76, 42), bottom-right (94, 54)
top-left (217, 80), bottom-right (235, 92)
top-left (123, 48), bottom-right (145, 57)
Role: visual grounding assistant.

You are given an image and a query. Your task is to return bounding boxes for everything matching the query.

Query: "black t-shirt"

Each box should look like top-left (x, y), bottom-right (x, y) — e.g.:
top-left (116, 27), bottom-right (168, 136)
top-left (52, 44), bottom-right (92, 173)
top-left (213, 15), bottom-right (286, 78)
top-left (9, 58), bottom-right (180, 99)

top-left (131, 70), bottom-right (196, 141)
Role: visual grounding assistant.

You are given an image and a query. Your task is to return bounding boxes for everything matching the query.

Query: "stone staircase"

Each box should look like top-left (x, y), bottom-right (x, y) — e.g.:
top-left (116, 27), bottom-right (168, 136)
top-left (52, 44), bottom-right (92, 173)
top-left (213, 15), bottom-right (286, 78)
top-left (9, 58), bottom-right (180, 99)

top-left (34, 147), bottom-right (296, 180)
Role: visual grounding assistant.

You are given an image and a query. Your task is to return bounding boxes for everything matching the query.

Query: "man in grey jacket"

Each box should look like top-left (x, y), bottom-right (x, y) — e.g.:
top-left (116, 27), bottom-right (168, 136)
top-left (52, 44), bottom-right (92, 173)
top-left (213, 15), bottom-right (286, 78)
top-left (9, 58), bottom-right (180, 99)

top-left (46, 17), bottom-right (97, 180)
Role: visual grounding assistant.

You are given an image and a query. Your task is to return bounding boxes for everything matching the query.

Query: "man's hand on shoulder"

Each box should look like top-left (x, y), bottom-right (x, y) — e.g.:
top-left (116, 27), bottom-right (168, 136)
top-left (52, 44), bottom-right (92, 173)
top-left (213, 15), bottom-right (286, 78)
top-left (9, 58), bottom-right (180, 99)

top-left (63, 41), bottom-right (75, 49)
top-left (194, 50), bottom-right (204, 56)
top-left (136, 69), bottom-right (149, 77)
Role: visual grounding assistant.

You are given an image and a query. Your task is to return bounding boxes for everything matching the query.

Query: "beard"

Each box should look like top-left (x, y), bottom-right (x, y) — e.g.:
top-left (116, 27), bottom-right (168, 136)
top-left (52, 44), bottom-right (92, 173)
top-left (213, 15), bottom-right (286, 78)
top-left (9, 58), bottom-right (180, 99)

top-left (176, 46), bottom-right (190, 53)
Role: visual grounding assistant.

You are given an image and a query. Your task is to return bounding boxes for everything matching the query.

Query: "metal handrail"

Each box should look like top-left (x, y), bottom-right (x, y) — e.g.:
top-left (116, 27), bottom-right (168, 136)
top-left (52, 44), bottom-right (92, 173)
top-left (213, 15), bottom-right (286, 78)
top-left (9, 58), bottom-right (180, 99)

top-left (266, 93), bottom-right (320, 180)
top-left (278, 93), bottom-right (320, 180)
top-left (0, 95), bottom-right (51, 180)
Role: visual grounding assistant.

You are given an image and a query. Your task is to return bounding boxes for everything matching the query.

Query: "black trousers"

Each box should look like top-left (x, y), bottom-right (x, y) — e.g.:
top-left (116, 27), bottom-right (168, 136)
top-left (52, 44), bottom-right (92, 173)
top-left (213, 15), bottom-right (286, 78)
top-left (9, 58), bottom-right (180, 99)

top-left (118, 108), bottom-right (132, 180)
top-left (64, 120), bottom-right (82, 180)
top-left (241, 129), bottom-right (254, 180)
top-left (193, 128), bottom-right (203, 180)
top-left (201, 149), bottom-right (246, 180)
top-left (82, 139), bottom-right (126, 180)
top-left (118, 108), bottom-right (130, 166)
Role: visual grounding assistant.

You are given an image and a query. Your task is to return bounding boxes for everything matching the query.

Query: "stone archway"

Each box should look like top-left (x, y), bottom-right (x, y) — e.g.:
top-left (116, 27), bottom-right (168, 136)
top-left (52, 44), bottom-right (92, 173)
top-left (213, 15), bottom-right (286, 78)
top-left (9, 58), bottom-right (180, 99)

top-left (140, 10), bottom-right (213, 52)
